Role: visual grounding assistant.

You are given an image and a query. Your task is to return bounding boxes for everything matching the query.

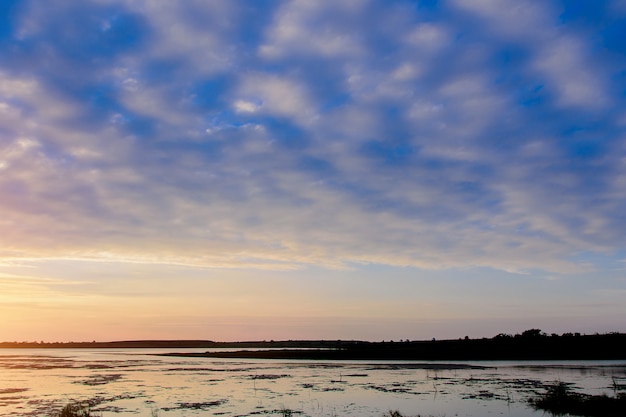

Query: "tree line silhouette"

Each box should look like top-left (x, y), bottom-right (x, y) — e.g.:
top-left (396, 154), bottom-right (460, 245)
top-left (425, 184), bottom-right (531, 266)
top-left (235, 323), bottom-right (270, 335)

top-left (5, 329), bottom-right (624, 360)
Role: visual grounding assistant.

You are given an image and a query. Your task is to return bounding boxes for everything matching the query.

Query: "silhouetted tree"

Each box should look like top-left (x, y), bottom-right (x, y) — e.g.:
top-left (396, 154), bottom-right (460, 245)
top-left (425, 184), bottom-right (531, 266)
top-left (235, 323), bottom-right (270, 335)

top-left (521, 329), bottom-right (545, 338)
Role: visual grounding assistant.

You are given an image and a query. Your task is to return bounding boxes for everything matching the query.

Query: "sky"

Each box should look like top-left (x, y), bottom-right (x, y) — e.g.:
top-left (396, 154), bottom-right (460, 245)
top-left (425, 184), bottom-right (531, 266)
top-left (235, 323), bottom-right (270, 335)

top-left (1, 0), bottom-right (626, 342)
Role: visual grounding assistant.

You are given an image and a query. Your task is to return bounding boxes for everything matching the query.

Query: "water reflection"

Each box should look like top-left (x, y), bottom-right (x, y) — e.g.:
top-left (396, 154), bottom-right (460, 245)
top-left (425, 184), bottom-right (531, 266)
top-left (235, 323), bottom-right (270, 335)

top-left (0, 349), bottom-right (624, 417)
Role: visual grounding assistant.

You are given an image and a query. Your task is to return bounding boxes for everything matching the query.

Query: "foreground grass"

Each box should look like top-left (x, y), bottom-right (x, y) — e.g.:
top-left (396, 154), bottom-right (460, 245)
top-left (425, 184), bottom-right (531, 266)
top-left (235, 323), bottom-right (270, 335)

top-left (52, 403), bottom-right (160, 417)
top-left (529, 382), bottom-right (626, 416)
top-left (52, 402), bottom-right (99, 417)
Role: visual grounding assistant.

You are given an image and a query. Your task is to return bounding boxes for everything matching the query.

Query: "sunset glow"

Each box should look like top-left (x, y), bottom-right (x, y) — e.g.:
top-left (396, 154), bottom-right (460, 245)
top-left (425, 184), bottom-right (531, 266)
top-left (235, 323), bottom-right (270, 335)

top-left (1, 0), bottom-right (626, 342)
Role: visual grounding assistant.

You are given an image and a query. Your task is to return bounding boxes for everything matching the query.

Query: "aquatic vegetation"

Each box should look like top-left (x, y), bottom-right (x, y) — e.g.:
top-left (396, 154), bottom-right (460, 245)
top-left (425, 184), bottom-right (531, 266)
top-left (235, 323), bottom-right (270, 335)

top-left (160, 399), bottom-right (227, 411)
top-left (52, 402), bottom-right (100, 417)
top-left (12, 347), bottom-right (623, 417)
top-left (52, 402), bottom-right (163, 417)
top-left (529, 381), bottom-right (626, 416)
top-left (73, 373), bottom-right (123, 386)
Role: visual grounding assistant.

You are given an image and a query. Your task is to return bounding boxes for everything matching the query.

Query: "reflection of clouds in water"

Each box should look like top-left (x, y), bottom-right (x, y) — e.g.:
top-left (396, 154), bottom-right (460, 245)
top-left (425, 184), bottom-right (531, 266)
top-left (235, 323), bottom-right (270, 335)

top-left (1, 350), bottom-right (625, 416)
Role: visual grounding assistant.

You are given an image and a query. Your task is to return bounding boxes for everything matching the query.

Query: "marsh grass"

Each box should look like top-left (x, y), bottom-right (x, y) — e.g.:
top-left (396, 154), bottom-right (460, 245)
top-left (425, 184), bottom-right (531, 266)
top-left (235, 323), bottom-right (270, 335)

top-left (280, 407), bottom-right (294, 417)
top-left (530, 381), bottom-right (626, 416)
top-left (53, 402), bottom-right (100, 417)
top-left (51, 403), bottom-right (165, 417)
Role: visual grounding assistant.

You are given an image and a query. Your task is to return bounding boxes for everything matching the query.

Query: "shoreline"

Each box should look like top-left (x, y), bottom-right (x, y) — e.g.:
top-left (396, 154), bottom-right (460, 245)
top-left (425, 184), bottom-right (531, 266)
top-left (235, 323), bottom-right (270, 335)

top-left (156, 347), bottom-right (626, 362)
top-left (3, 332), bottom-right (626, 361)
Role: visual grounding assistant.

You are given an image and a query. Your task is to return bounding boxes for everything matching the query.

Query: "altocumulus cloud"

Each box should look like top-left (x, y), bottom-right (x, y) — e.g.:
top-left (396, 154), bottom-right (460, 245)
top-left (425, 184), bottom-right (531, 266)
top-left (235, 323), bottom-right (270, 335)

top-left (1, 0), bottom-right (626, 274)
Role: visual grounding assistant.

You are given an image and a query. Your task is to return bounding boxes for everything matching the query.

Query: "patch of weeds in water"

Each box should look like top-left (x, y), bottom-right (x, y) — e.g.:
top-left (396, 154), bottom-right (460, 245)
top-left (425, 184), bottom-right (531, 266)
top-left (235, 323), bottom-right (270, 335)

top-left (248, 408), bottom-right (302, 416)
top-left (164, 367), bottom-right (230, 372)
top-left (0, 388), bottom-right (29, 394)
top-left (83, 364), bottom-right (114, 370)
top-left (611, 376), bottom-right (626, 394)
top-left (51, 391), bottom-right (144, 414)
top-left (91, 405), bottom-right (126, 413)
top-left (364, 384), bottom-right (415, 394)
top-left (1, 358), bottom-right (75, 370)
top-left (249, 374), bottom-right (292, 380)
top-left (74, 374), bottom-right (123, 386)
top-left (49, 401), bottom-right (161, 417)
top-left (0, 387), bottom-right (30, 406)
top-left (161, 399), bottom-right (227, 411)
top-left (278, 407), bottom-right (296, 416)
top-left (0, 397), bottom-right (26, 407)
top-left (51, 402), bottom-right (101, 417)
top-left (320, 386), bottom-right (345, 392)
top-left (305, 364), bottom-right (343, 369)
top-left (529, 381), bottom-right (626, 416)
top-left (461, 389), bottom-right (502, 400)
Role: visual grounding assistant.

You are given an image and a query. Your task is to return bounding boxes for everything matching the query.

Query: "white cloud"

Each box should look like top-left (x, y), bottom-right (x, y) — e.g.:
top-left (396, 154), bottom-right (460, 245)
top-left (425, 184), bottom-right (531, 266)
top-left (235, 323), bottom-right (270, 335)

top-left (404, 22), bottom-right (451, 52)
top-left (236, 73), bottom-right (317, 124)
top-left (233, 100), bottom-right (261, 113)
top-left (533, 35), bottom-right (608, 108)
top-left (451, 0), bottom-right (609, 109)
top-left (0, 74), bottom-right (37, 97)
top-left (259, 0), bottom-right (367, 59)
top-left (122, 0), bottom-right (237, 74)
top-left (451, 0), bottom-right (551, 40)
top-left (391, 63), bottom-right (421, 81)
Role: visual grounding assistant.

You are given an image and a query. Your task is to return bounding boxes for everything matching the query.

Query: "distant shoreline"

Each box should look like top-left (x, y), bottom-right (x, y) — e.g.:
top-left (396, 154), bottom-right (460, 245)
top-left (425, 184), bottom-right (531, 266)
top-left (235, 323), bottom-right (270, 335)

top-left (159, 350), bottom-right (492, 368)
top-left (3, 331), bottom-right (626, 361)
top-left (0, 340), bottom-right (351, 349)
top-left (157, 349), bottom-right (495, 364)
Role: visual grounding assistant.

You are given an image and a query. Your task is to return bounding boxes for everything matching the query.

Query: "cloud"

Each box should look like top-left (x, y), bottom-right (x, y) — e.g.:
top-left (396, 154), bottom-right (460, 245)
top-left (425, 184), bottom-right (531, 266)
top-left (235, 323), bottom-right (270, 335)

top-left (532, 34), bottom-right (609, 108)
top-left (404, 22), bottom-right (451, 52)
top-left (235, 73), bottom-right (317, 124)
top-left (451, 0), bottom-right (610, 109)
top-left (258, 0), bottom-right (368, 59)
top-left (1, 0), bottom-right (625, 278)
top-left (233, 100), bottom-right (261, 113)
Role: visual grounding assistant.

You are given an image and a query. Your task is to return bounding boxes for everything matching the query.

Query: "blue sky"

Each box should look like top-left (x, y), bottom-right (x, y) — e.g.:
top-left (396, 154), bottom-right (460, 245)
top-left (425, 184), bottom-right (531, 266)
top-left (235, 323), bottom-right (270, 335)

top-left (1, 0), bottom-right (626, 341)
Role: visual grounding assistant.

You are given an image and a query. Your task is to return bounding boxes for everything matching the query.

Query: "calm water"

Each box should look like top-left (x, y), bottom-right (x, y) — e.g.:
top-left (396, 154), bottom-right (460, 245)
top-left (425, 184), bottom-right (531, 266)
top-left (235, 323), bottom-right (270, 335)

top-left (1, 348), bottom-right (625, 417)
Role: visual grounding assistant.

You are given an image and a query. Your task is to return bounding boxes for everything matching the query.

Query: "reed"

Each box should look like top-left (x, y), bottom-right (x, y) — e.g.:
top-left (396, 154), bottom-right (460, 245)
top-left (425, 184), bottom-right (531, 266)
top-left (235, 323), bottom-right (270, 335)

top-left (52, 402), bottom-right (100, 417)
top-left (529, 381), bottom-right (626, 416)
